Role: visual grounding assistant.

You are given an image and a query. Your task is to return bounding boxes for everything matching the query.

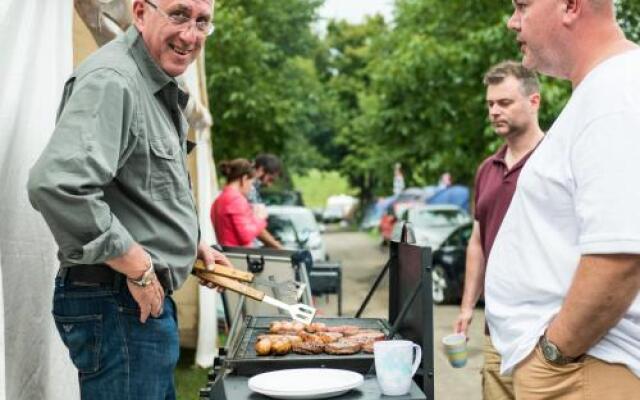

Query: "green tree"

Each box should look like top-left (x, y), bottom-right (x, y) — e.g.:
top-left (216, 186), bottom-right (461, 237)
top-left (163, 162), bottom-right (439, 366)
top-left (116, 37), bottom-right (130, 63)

top-left (318, 16), bottom-right (390, 202)
top-left (619, 0), bottom-right (640, 42)
top-left (340, 0), bottom-right (571, 192)
top-left (206, 0), bottom-right (329, 174)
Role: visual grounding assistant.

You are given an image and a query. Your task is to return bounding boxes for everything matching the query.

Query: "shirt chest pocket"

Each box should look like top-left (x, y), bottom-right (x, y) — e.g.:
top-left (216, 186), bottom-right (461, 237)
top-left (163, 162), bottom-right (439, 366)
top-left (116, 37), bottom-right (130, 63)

top-left (149, 137), bottom-right (188, 201)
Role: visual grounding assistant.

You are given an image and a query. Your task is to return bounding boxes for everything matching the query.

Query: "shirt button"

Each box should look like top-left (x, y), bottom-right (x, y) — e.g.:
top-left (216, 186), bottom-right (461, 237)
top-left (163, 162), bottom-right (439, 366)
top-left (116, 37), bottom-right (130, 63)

top-left (69, 251), bottom-right (82, 260)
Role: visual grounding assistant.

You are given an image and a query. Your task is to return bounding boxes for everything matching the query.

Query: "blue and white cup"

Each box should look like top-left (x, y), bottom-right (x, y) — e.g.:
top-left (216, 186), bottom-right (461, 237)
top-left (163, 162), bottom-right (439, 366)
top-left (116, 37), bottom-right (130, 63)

top-left (374, 340), bottom-right (422, 396)
top-left (442, 333), bottom-right (468, 368)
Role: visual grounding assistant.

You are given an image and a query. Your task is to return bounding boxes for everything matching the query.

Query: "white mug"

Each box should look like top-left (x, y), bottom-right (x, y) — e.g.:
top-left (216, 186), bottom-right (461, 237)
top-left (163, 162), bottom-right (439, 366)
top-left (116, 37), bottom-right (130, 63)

top-left (374, 340), bottom-right (422, 396)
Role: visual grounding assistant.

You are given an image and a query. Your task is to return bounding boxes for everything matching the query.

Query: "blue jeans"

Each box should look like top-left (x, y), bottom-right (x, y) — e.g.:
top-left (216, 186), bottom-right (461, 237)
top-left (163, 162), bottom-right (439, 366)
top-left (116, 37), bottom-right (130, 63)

top-left (52, 275), bottom-right (179, 400)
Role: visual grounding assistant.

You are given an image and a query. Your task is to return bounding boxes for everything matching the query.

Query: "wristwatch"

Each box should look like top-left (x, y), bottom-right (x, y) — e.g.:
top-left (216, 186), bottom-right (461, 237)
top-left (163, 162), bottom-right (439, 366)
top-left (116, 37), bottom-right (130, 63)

top-left (539, 335), bottom-right (577, 365)
top-left (127, 255), bottom-right (155, 288)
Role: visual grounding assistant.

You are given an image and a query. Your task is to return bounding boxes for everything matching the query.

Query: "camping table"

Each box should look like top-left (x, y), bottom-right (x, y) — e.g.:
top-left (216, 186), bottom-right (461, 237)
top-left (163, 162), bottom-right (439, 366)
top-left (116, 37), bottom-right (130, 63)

top-left (203, 374), bottom-right (427, 399)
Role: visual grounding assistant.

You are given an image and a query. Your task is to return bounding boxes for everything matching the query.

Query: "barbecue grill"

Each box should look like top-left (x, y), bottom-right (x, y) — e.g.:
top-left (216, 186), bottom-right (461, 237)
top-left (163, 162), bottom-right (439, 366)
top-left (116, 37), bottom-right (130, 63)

top-left (224, 316), bottom-right (396, 376)
top-left (199, 224), bottom-right (433, 400)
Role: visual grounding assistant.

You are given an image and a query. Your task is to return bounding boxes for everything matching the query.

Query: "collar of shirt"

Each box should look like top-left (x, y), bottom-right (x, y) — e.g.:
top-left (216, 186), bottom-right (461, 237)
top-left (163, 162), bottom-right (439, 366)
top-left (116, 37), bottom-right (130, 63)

top-left (490, 143), bottom-right (537, 177)
top-left (125, 26), bottom-right (189, 111)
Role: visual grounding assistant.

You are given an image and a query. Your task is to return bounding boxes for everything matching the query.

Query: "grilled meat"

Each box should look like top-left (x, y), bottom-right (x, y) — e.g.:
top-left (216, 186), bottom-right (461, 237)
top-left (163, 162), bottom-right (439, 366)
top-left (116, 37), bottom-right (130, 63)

top-left (257, 320), bottom-right (386, 356)
top-left (316, 332), bottom-right (344, 344)
top-left (257, 334), bottom-right (302, 345)
top-left (271, 338), bottom-right (292, 355)
top-left (348, 330), bottom-right (385, 344)
top-left (324, 339), bottom-right (362, 355)
top-left (292, 340), bottom-right (325, 355)
top-left (362, 341), bottom-right (375, 353)
top-left (325, 325), bottom-right (361, 336)
top-left (304, 322), bottom-right (327, 333)
top-left (269, 320), bottom-right (304, 334)
top-left (255, 338), bottom-right (272, 356)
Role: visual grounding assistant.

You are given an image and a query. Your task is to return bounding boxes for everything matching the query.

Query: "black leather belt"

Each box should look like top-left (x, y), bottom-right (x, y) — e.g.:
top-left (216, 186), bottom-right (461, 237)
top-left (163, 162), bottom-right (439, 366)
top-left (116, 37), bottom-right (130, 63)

top-left (59, 264), bottom-right (121, 286)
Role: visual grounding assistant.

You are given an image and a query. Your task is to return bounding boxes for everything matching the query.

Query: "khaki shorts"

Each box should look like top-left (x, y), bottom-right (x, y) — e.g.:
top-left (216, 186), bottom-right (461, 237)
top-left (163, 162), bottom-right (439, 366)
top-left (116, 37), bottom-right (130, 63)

top-left (513, 345), bottom-right (640, 400)
top-left (483, 335), bottom-right (515, 400)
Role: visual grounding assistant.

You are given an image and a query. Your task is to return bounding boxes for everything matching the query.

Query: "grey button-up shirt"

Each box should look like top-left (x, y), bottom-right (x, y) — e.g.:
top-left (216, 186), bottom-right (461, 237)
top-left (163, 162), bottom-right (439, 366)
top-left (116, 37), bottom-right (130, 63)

top-left (28, 26), bottom-right (199, 291)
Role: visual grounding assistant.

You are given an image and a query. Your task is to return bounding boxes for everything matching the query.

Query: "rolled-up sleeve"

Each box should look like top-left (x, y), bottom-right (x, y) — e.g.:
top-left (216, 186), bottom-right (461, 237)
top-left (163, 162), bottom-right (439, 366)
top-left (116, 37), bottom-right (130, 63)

top-left (27, 68), bottom-right (137, 265)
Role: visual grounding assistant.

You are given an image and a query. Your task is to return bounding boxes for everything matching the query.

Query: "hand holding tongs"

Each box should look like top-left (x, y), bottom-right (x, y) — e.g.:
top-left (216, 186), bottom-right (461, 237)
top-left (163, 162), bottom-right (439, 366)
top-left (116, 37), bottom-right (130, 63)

top-left (194, 261), bottom-right (316, 325)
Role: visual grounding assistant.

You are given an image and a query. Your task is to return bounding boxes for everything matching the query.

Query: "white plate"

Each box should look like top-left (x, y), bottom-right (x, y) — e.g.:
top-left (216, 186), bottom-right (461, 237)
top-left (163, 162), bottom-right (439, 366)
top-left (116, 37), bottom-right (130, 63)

top-left (248, 368), bottom-right (364, 399)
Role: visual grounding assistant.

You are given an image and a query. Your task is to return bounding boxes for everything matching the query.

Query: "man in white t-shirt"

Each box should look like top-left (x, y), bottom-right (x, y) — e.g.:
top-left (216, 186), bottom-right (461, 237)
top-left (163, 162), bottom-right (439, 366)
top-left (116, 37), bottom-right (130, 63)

top-left (485, 1), bottom-right (640, 398)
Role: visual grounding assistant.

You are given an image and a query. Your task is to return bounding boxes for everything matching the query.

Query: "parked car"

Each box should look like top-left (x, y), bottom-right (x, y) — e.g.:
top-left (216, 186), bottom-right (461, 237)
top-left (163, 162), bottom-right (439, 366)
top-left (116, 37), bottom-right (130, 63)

top-left (391, 204), bottom-right (471, 249)
top-left (391, 187), bottom-right (430, 220)
top-left (360, 196), bottom-right (397, 231)
top-left (431, 222), bottom-right (472, 304)
top-left (321, 205), bottom-right (344, 223)
top-left (266, 206), bottom-right (328, 262)
top-left (260, 189), bottom-right (304, 206)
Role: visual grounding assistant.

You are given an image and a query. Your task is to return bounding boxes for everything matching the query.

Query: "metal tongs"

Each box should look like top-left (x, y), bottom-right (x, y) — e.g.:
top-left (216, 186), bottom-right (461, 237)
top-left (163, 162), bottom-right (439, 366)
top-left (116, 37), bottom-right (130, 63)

top-left (194, 260), bottom-right (306, 300)
top-left (194, 261), bottom-right (316, 324)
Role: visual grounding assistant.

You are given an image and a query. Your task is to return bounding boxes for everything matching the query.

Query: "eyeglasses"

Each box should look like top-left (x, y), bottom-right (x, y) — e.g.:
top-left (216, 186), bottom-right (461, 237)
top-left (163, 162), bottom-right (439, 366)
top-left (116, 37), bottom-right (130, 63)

top-left (145, 0), bottom-right (215, 36)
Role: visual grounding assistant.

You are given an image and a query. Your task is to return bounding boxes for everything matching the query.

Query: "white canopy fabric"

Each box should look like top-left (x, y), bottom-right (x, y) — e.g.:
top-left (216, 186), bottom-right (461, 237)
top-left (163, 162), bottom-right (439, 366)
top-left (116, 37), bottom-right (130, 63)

top-left (1, 2), bottom-right (221, 397)
top-left (181, 56), bottom-right (221, 368)
top-left (0, 253), bottom-right (5, 400)
top-left (0, 1), bottom-right (80, 399)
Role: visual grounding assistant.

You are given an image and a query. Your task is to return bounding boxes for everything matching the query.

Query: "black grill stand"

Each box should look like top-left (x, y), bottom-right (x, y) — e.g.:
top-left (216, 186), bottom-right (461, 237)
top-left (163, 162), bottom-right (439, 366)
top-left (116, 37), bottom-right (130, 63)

top-left (356, 223), bottom-right (435, 400)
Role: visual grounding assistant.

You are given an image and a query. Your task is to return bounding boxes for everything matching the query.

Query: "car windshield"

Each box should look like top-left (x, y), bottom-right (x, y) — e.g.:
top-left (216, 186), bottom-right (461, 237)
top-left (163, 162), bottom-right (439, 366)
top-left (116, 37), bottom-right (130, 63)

top-left (268, 210), bottom-right (318, 242)
top-left (410, 209), bottom-right (467, 227)
top-left (288, 211), bottom-right (318, 233)
top-left (268, 215), bottom-right (297, 242)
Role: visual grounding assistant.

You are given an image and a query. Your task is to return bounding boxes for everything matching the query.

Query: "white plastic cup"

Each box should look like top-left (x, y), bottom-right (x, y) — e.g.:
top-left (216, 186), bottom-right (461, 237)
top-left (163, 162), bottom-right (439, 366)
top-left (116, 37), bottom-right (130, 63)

top-left (442, 333), bottom-right (468, 368)
top-left (374, 340), bottom-right (422, 396)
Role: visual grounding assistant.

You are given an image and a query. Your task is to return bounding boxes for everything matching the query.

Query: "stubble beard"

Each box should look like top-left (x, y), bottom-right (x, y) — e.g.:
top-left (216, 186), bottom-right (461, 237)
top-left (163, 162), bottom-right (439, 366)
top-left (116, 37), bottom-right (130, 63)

top-left (497, 121), bottom-right (527, 141)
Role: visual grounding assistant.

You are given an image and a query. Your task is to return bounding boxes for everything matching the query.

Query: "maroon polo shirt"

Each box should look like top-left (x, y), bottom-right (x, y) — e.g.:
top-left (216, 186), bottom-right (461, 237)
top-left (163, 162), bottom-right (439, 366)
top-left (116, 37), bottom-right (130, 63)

top-left (474, 144), bottom-right (537, 259)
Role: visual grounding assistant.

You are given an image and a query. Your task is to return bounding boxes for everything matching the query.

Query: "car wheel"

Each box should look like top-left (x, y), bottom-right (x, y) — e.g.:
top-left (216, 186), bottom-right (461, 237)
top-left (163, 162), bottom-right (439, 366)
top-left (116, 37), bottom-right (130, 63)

top-left (432, 265), bottom-right (455, 305)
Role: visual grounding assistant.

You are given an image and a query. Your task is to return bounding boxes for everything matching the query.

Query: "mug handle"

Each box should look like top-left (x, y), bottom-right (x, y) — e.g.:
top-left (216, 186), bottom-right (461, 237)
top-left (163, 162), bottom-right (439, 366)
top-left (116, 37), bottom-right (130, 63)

top-left (411, 344), bottom-right (422, 377)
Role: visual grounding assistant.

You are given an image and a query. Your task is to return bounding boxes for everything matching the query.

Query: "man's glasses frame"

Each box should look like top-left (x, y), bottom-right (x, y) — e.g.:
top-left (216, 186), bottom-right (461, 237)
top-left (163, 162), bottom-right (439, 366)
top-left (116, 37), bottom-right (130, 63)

top-left (144, 0), bottom-right (215, 36)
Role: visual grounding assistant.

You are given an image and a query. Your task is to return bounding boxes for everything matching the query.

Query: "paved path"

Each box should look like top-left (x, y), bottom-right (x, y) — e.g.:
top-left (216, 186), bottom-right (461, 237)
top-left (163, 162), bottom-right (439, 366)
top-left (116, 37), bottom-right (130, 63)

top-left (316, 229), bottom-right (484, 400)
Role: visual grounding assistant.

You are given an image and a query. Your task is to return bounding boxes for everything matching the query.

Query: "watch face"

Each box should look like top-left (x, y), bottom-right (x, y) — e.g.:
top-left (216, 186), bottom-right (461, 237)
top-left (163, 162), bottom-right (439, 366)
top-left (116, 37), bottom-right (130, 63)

top-left (542, 343), bottom-right (558, 361)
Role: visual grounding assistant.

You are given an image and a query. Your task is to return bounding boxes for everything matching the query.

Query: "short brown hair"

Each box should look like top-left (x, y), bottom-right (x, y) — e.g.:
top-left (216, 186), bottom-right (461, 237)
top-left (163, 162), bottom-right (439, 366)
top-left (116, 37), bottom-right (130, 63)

top-left (483, 61), bottom-right (540, 95)
top-left (219, 158), bottom-right (255, 182)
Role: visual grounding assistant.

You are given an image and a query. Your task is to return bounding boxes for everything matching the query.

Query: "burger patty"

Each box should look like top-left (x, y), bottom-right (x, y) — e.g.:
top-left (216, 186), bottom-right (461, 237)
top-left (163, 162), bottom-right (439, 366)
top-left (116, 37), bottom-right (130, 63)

top-left (362, 341), bottom-right (375, 353)
top-left (305, 322), bottom-right (328, 333)
top-left (326, 325), bottom-right (361, 336)
top-left (292, 341), bottom-right (325, 355)
top-left (348, 330), bottom-right (385, 344)
top-left (324, 339), bottom-right (362, 355)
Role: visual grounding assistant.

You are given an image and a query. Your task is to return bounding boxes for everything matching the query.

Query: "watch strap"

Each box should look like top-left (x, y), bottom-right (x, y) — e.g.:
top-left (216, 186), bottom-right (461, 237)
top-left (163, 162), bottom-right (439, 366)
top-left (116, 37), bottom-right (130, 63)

top-left (127, 254), bottom-right (155, 287)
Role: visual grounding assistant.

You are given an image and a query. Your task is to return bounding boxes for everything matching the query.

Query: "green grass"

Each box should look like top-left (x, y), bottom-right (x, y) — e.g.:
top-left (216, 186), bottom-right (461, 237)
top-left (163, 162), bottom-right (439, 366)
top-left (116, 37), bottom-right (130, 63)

top-left (175, 348), bottom-right (209, 400)
top-left (292, 169), bottom-right (355, 208)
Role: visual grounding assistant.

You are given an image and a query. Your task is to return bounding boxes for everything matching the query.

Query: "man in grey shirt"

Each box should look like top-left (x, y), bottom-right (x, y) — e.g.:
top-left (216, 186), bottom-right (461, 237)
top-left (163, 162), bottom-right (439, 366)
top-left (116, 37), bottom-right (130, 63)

top-left (27, 1), bottom-right (228, 398)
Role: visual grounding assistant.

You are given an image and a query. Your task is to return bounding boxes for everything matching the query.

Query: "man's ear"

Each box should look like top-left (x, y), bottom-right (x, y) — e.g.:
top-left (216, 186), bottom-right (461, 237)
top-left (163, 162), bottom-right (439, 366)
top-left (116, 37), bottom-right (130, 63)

top-left (529, 92), bottom-right (541, 110)
top-left (131, 0), bottom-right (146, 30)
top-left (562, 0), bottom-right (582, 26)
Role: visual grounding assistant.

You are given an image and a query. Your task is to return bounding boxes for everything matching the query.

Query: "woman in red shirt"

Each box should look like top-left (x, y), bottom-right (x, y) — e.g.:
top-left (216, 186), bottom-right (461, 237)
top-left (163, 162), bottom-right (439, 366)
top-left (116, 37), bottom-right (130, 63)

top-left (211, 159), bottom-right (268, 247)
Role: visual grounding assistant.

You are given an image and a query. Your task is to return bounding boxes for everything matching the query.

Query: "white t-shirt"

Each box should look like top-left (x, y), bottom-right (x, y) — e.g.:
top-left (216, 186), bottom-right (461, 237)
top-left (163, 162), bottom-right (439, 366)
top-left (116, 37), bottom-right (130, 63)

top-left (485, 49), bottom-right (640, 377)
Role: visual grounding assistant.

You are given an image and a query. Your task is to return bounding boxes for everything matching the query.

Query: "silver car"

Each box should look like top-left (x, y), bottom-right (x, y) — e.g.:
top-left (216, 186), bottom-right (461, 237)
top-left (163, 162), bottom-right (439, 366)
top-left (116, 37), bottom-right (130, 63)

top-left (266, 205), bottom-right (328, 262)
top-left (391, 204), bottom-right (471, 250)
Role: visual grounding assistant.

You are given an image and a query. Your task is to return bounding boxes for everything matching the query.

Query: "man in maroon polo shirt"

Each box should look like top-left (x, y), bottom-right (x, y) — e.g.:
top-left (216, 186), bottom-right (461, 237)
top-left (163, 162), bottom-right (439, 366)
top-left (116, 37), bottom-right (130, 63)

top-left (453, 61), bottom-right (544, 400)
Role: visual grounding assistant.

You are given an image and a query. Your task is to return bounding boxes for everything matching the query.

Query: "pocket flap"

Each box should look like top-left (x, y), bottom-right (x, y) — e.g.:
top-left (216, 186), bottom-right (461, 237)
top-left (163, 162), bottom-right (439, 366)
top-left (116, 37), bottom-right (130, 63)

top-left (150, 138), bottom-right (178, 160)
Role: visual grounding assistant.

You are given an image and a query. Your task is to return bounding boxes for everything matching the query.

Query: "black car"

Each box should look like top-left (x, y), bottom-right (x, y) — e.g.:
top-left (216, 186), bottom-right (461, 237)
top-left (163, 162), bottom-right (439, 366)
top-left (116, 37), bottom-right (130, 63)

top-left (431, 222), bottom-right (472, 304)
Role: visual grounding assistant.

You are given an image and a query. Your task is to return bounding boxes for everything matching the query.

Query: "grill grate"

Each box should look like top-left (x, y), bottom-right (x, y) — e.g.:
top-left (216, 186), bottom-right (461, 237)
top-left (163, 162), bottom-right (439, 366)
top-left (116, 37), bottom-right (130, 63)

top-left (225, 316), bottom-right (394, 376)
